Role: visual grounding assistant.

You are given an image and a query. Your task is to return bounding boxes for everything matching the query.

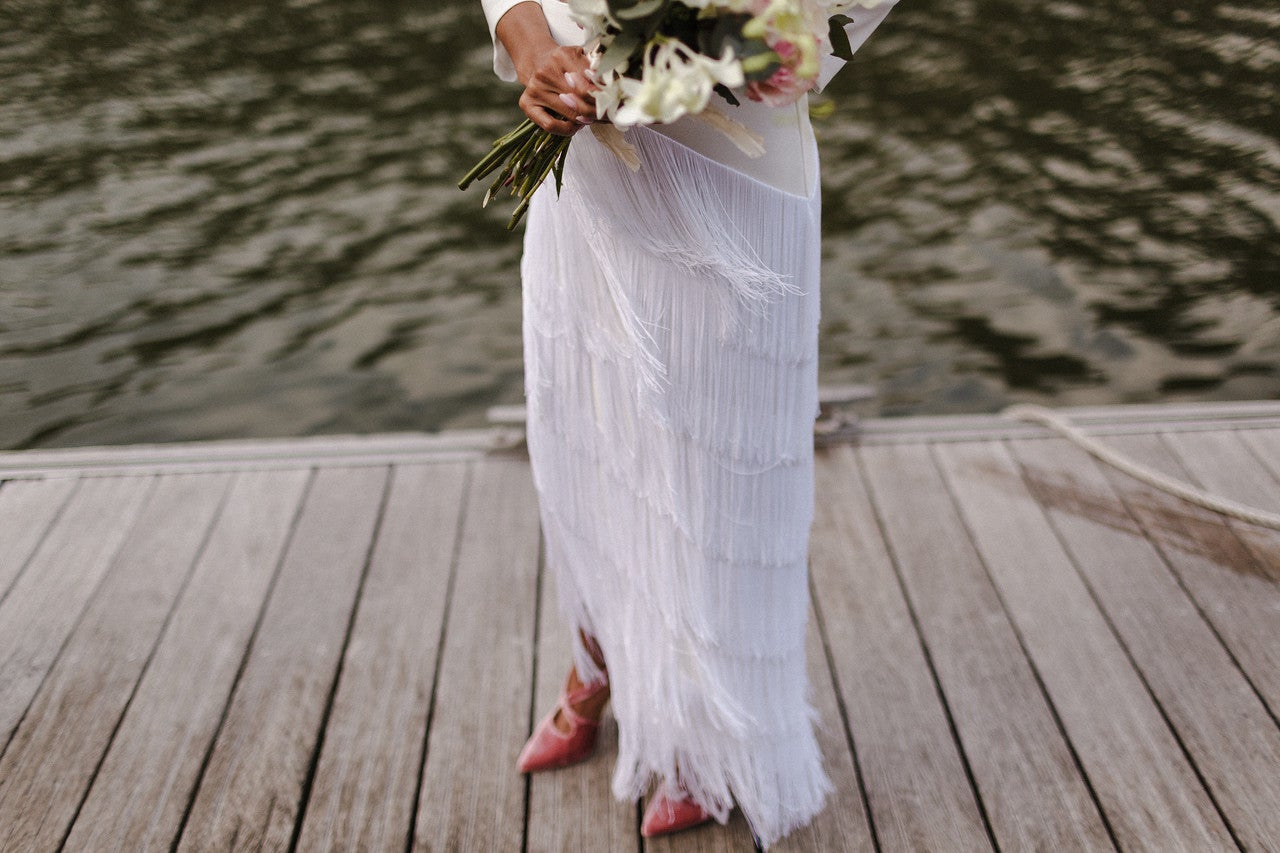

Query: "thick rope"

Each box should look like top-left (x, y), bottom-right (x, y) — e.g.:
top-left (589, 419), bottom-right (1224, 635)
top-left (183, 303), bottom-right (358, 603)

top-left (1000, 403), bottom-right (1280, 531)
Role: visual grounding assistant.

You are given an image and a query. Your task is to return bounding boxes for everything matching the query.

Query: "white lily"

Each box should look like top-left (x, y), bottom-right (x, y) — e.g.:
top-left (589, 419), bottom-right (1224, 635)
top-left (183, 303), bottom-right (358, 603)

top-left (566, 0), bottom-right (614, 40)
top-left (602, 38), bottom-right (744, 127)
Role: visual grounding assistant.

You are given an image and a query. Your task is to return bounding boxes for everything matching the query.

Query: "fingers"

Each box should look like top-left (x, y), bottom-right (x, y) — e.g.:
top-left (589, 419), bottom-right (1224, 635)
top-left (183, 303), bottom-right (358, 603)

top-left (562, 72), bottom-right (597, 112)
top-left (532, 66), bottom-right (594, 118)
top-left (561, 48), bottom-right (600, 115)
top-left (518, 46), bottom-right (602, 134)
top-left (519, 89), bottom-right (580, 135)
top-left (557, 86), bottom-right (594, 123)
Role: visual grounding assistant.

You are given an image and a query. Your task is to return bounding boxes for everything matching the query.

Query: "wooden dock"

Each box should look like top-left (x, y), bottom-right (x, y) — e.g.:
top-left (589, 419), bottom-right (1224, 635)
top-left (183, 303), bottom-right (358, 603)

top-left (1, 400), bottom-right (1279, 851)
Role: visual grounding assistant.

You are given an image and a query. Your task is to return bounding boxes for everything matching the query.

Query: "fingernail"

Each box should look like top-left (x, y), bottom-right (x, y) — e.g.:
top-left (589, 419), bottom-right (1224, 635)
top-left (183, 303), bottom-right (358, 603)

top-left (564, 71), bottom-right (579, 88)
top-left (559, 93), bottom-right (577, 109)
top-left (576, 116), bottom-right (591, 124)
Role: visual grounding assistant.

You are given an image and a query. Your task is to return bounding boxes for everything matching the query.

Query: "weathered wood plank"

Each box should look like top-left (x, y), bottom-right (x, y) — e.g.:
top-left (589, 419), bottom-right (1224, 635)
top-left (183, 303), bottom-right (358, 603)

top-left (0, 473), bottom-right (232, 851)
top-left (1012, 400), bottom-right (1280, 422)
top-left (1009, 435), bottom-right (1280, 849)
top-left (64, 469), bottom-right (311, 851)
top-left (861, 442), bottom-right (1111, 851)
top-left (293, 463), bottom-right (470, 851)
top-left (1238, 428), bottom-right (1280, 490)
top-left (1094, 433), bottom-right (1280, 719)
top-left (860, 421), bottom-right (1280, 446)
top-left (0, 478), bottom-right (77, 599)
top-left (1164, 430), bottom-right (1280, 581)
top-left (773, 606), bottom-right (876, 852)
top-left (857, 401), bottom-right (1280, 445)
top-left (526, 558), bottom-right (639, 853)
top-left (0, 429), bottom-right (520, 478)
top-left (176, 466), bottom-right (390, 851)
top-left (936, 440), bottom-right (1235, 850)
top-left (0, 476), bottom-right (154, 753)
top-left (0, 453), bottom-right (485, 480)
top-left (1239, 428), bottom-right (1280, 577)
top-left (809, 446), bottom-right (990, 851)
top-left (0, 409), bottom-right (1271, 852)
top-left (411, 456), bottom-right (541, 851)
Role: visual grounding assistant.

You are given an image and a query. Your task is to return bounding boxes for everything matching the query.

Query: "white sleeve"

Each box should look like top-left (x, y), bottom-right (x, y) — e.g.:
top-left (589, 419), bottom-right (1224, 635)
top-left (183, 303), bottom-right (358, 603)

top-left (481, 0), bottom-right (529, 83)
top-left (813, 0), bottom-right (899, 94)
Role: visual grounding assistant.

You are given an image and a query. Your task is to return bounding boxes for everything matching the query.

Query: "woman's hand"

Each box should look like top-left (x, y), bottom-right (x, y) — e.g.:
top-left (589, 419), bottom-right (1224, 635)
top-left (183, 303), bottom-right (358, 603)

top-left (519, 46), bottom-right (599, 136)
top-left (495, 3), bottom-right (600, 137)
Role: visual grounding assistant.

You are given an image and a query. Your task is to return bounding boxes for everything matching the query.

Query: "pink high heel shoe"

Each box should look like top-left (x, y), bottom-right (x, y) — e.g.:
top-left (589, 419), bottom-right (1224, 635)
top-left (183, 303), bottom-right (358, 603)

top-left (640, 781), bottom-right (714, 837)
top-left (516, 675), bottom-right (609, 773)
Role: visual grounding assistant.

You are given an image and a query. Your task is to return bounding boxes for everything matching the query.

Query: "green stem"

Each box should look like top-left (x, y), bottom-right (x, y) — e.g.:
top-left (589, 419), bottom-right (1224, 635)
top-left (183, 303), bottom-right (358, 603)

top-left (461, 118), bottom-right (578, 228)
top-left (458, 119), bottom-right (539, 190)
top-left (497, 128), bottom-right (544, 194)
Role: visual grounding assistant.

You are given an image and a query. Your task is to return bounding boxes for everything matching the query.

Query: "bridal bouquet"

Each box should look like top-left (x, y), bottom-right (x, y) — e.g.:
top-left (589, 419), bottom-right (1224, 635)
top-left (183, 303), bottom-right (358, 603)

top-left (459, 0), bottom-right (891, 229)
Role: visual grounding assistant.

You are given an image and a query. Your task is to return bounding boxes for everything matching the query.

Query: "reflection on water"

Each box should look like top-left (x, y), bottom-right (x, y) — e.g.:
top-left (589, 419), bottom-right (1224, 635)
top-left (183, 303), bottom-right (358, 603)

top-left (1, 0), bottom-right (1277, 449)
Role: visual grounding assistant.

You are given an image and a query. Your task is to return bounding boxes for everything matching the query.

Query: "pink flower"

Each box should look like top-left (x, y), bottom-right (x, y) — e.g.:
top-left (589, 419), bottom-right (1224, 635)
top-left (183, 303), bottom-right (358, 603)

top-left (744, 64), bottom-right (812, 106)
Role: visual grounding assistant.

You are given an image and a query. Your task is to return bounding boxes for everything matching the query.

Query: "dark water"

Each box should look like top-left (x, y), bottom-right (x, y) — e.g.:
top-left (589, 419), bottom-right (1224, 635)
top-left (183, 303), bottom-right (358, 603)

top-left (1, 0), bottom-right (1277, 449)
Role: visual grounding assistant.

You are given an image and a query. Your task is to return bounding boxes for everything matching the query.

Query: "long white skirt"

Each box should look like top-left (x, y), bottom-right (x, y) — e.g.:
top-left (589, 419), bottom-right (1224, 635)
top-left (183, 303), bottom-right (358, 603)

top-left (520, 121), bottom-right (827, 848)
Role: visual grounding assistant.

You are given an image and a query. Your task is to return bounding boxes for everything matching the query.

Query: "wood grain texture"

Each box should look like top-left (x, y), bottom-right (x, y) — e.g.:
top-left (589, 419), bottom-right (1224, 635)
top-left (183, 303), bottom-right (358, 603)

top-left (855, 401), bottom-right (1280, 445)
top-left (0, 410), bottom-right (1273, 851)
top-left (1238, 427), bottom-right (1280, 492)
top-left (294, 463), bottom-right (470, 852)
top-left (863, 442), bottom-right (1111, 851)
top-left (809, 446), bottom-right (989, 852)
top-left (176, 466), bottom-right (389, 852)
top-left (0, 473), bottom-right (231, 851)
top-left (1009, 435), bottom-right (1280, 849)
top-left (64, 469), bottom-right (311, 851)
top-left (526, 555), bottom-right (639, 853)
top-left (1165, 430), bottom-right (1280, 581)
top-left (411, 456), bottom-right (541, 852)
top-left (0, 475), bottom-right (154, 753)
top-left (1096, 432), bottom-right (1280, 719)
top-left (937, 440), bottom-right (1233, 850)
top-left (773, 606), bottom-right (876, 852)
top-left (0, 477), bottom-right (77, 599)
top-left (0, 429), bottom-right (516, 478)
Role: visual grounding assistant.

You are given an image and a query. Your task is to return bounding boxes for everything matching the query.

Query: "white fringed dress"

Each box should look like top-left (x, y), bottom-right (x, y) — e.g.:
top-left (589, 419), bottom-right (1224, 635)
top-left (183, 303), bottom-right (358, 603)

top-left (478, 1), bottom-right (895, 846)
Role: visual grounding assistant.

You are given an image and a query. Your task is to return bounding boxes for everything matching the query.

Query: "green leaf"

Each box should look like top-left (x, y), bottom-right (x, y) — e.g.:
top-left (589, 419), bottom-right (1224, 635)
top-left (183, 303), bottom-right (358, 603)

top-left (552, 143), bottom-right (567, 195)
top-left (713, 82), bottom-right (740, 107)
top-left (660, 3), bottom-right (700, 45)
top-left (696, 13), bottom-right (778, 80)
top-left (598, 32), bottom-right (641, 76)
top-left (828, 15), bottom-right (854, 62)
top-left (695, 12), bottom-right (752, 58)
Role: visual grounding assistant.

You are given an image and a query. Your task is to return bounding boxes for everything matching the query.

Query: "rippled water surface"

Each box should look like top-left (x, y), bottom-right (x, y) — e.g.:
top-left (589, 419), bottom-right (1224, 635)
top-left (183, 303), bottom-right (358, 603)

top-left (2, 0), bottom-right (1278, 449)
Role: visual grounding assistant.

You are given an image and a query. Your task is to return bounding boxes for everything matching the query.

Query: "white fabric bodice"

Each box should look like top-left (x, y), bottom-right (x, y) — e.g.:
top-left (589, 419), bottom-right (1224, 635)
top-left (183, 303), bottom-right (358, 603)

top-left (479, 0), bottom-right (898, 196)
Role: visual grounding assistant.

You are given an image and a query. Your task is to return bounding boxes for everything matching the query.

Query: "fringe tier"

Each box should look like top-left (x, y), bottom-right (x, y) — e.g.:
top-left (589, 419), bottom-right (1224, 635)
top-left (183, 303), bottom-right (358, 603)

top-left (520, 123), bottom-right (827, 849)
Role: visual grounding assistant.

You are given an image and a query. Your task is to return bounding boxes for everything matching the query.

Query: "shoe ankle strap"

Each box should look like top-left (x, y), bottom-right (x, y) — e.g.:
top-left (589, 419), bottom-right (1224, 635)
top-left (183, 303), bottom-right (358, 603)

top-left (558, 677), bottom-right (608, 723)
